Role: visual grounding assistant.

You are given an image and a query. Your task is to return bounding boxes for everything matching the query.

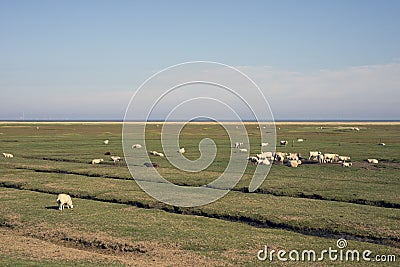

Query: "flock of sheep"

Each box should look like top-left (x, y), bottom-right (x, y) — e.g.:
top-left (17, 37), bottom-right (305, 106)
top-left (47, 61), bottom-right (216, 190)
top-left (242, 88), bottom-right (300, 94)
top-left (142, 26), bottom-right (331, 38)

top-left (242, 138), bottom-right (383, 168)
top-left (2, 132), bottom-right (386, 210)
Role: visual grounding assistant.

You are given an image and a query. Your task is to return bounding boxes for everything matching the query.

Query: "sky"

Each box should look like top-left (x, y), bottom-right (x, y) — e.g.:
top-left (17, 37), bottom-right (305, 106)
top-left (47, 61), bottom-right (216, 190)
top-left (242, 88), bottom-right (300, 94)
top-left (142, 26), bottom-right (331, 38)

top-left (0, 0), bottom-right (399, 120)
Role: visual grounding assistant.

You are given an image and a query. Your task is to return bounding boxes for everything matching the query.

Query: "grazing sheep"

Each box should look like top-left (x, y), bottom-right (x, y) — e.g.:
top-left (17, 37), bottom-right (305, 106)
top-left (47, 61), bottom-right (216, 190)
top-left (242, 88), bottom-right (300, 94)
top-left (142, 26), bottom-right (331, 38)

top-left (274, 152), bottom-right (287, 163)
top-left (287, 160), bottom-right (302, 168)
top-left (378, 143), bottom-right (386, 146)
top-left (324, 153), bottom-right (339, 163)
top-left (2, 153), bottom-right (14, 158)
top-left (247, 156), bottom-right (258, 163)
top-left (338, 156), bottom-right (351, 162)
top-left (149, 151), bottom-right (164, 156)
top-left (261, 142), bottom-right (269, 147)
top-left (111, 156), bottom-right (121, 163)
top-left (308, 151), bottom-right (321, 160)
top-left (103, 140), bottom-right (109, 145)
top-left (257, 152), bottom-right (273, 160)
top-left (234, 142), bottom-right (244, 148)
top-left (287, 153), bottom-right (300, 161)
top-left (342, 162), bottom-right (352, 167)
top-left (132, 144), bottom-right (142, 149)
top-left (318, 154), bottom-right (325, 164)
top-left (280, 140), bottom-right (288, 146)
top-left (178, 148), bottom-right (185, 154)
top-left (91, 158), bottom-right (104, 164)
top-left (57, 194), bottom-right (73, 210)
top-left (367, 158), bottom-right (379, 164)
top-left (297, 138), bottom-right (304, 142)
top-left (239, 148), bottom-right (248, 152)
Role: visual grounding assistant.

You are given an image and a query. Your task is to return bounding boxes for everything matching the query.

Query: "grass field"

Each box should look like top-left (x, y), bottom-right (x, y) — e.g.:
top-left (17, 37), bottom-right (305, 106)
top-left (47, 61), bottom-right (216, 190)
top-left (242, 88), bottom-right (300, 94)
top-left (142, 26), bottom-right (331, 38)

top-left (0, 122), bottom-right (399, 266)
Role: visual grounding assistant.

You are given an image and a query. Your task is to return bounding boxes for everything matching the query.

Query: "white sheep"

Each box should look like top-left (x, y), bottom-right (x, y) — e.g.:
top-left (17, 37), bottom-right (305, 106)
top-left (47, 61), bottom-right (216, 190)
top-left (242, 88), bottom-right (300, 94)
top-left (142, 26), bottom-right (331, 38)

top-left (318, 154), bottom-right (325, 164)
top-left (257, 152), bottom-right (273, 160)
top-left (91, 158), bottom-right (104, 164)
top-left (57, 193), bottom-right (73, 210)
top-left (178, 148), bottom-right (185, 154)
top-left (286, 153), bottom-right (300, 161)
top-left (287, 160), bottom-right (302, 168)
top-left (239, 148), bottom-right (248, 152)
top-left (132, 144), bottom-right (142, 149)
top-left (2, 153), bottom-right (14, 158)
top-left (103, 140), bottom-right (109, 145)
top-left (257, 158), bottom-right (270, 165)
top-left (308, 151), bottom-right (321, 160)
top-left (297, 138), bottom-right (304, 142)
top-left (324, 153), bottom-right (339, 163)
top-left (342, 162), bottom-right (352, 167)
top-left (338, 156), bottom-right (351, 162)
top-left (274, 152), bottom-right (286, 163)
top-left (261, 142), bottom-right (269, 147)
top-left (149, 151), bottom-right (164, 156)
top-left (280, 140), bottom-right (288, 146)
top-left (367, 158), bottom-right (379, 164)
top-left (234, 142), bottom-right (244, 148)
top-left (111, 156), bottom-right (121, 163)
top-left (378, 143), bottom-right (386, 146)
top-left (247, 156), bottom-right (258, 163)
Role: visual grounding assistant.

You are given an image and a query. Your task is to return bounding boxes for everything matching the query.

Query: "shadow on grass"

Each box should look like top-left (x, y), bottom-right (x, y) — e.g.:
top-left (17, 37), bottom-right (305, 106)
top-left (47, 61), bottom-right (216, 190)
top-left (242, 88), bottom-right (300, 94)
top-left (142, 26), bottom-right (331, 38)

top-left (45, 206), bottom-right (60, 210)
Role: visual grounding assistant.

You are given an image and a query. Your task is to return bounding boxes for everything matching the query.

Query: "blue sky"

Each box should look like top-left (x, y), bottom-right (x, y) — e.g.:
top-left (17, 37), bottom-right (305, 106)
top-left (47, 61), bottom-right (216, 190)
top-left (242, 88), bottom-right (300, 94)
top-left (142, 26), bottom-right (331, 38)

top-left (1, 0), bottom-right (399, 120)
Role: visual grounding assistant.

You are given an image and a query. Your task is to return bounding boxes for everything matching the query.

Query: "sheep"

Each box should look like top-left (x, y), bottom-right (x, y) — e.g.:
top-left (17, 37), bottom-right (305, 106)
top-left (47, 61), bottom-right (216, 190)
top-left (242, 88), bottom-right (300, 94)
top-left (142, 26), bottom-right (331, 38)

top-left (239, 148), bottom-right (248, 152)
top-left (342, 162), bottom-right (352, 167)
top-left (247, 156), bottom-right (258, 163)
top-left (178, 148), bottom-right (185, 154)
top-left (378, 143), bottom-right (386, 146)
top-left (132, 144), bottom-right (142, 149)
top-left (111, 156), bottom-right (121, 163)
top-left (367, 158), bottom-right (379, 164)
top-left (338, 156), bottom-right (351, 162)
top-left (297, 138), bottom-right (304, 142)
top-left (318, 154), bottom-right (325, 164)
top-left (261, 142), bottom-right (269, 147)
top-left (234, 142), bottom-right (244, 148)
top-left (274, 152), bottom-right (287, 163)
top-left (57, 194), bottom-right (73, 210)
top-left (149, 151), bottom-right (164, 156)
top-left (103, 140), bottom-right (109, 145)
top-left (257, 158), bottom-right (270, 165)
top-left (287, 160), bottom-right (302, 168)
top-left (91, 158), bottom-right (104, 164)
top-left (2, 153), bottom-right (14, 158)
top-left (324, 153), bottom-right (339, 163)
top-left (280, 140), bottom-right (288, 146)
top-left (257, 152), bottom-right (273, 160)
top-left (308, 151), bottom-right (321, 160)
top-left (287, 153), bottom-right (300, 161)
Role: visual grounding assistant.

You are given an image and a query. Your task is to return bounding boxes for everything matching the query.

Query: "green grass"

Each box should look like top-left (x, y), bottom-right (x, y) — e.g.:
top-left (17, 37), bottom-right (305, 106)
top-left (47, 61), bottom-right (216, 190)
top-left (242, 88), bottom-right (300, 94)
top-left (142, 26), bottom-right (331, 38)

top-left (0, 122), bottom-right (399, 266)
